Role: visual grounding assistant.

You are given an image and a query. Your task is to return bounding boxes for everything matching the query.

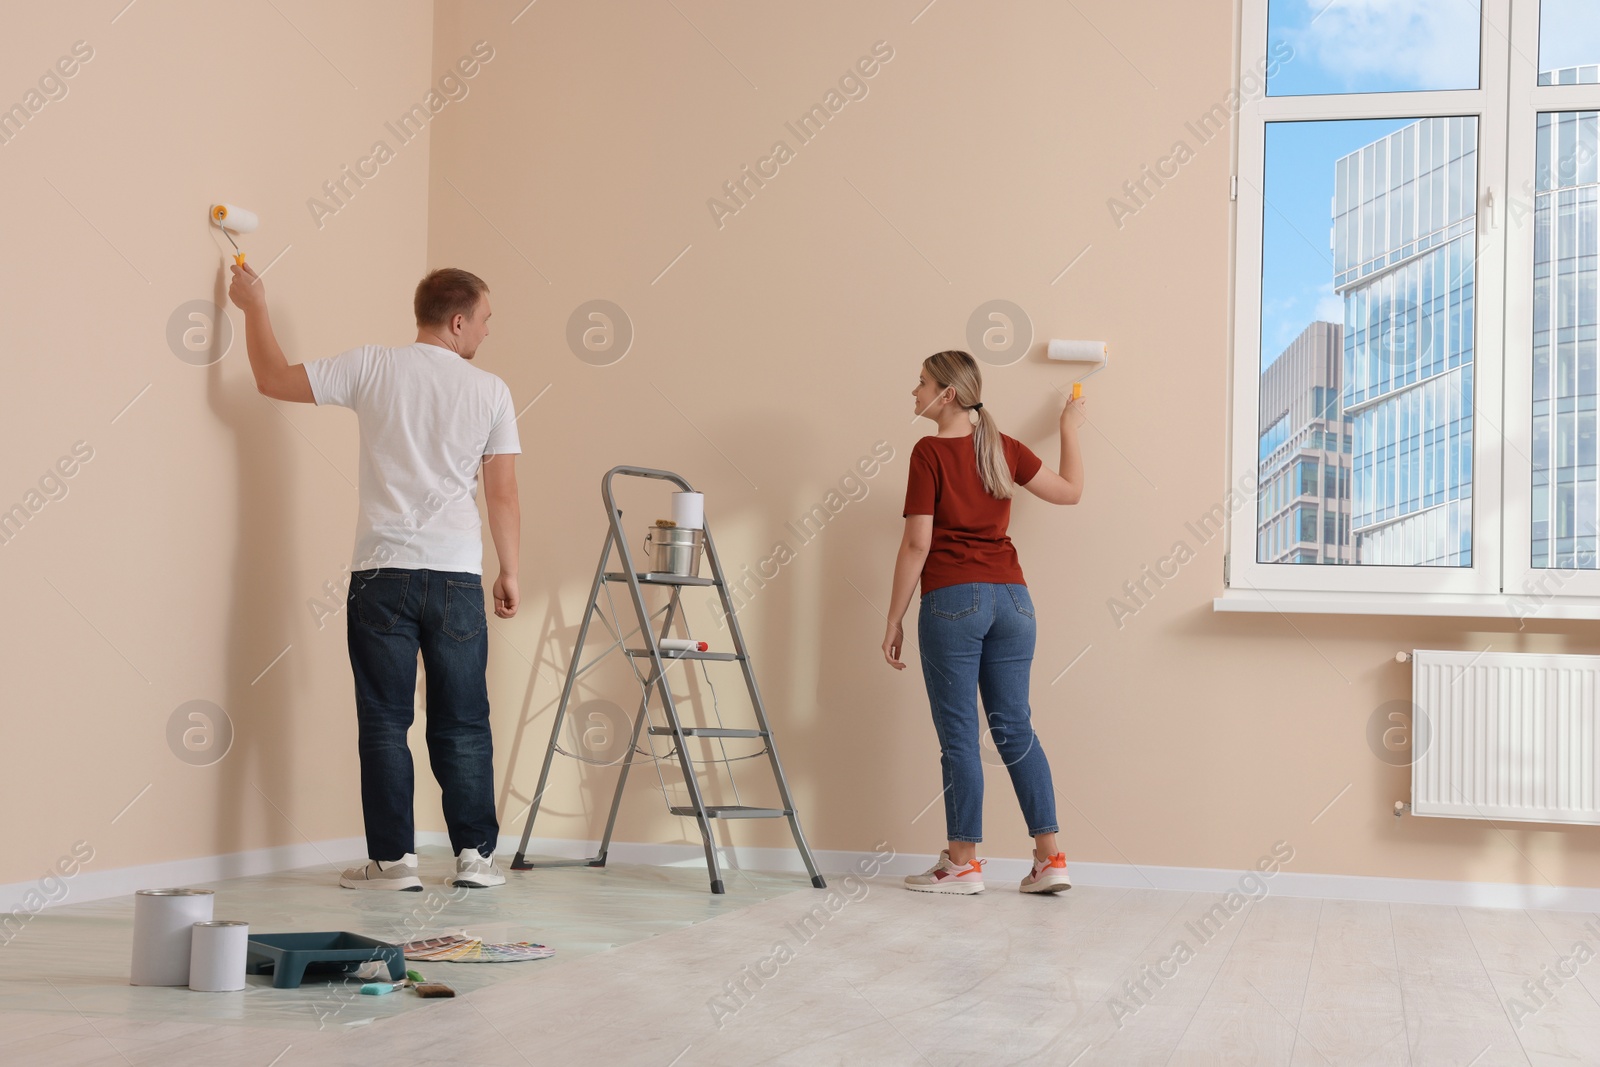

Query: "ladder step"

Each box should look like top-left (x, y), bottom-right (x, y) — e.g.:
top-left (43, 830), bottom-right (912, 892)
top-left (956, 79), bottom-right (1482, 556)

top-left (647, 726), bottom-right (765, 738)
top-left (625, 648), bottom-right (743, 661)
top-left (605, 571), bottom-right (717, 587)
top-left (670, 805), bottom-right (790, 819)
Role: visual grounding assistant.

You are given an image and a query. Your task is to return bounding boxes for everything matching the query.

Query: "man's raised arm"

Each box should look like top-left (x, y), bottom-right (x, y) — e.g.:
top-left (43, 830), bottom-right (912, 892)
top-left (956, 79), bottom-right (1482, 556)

top-left (228, 262), bottom-right (313, 404)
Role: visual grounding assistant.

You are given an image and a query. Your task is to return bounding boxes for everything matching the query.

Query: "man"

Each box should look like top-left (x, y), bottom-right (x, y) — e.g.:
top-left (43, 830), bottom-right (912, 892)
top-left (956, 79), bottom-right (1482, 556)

top-left (229, 263), bottom-right (521, 891)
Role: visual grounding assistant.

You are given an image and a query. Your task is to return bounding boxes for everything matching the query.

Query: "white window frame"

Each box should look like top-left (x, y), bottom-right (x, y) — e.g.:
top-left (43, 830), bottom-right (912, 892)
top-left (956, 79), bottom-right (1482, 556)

top-left (1219, 0), bottom-right (1600, 618)
top-left (1502, 3), bottom-right (1600, 601)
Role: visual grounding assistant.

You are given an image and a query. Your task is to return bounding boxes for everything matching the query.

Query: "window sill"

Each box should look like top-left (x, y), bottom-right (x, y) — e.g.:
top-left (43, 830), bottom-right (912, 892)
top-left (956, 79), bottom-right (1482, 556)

top-left (1213, 588), bottom-right (1600, 621)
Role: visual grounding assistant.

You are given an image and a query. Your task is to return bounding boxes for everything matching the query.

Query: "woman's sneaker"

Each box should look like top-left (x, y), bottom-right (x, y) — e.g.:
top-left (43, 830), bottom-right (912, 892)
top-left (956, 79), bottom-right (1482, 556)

top-left (904, 850), bottom-right (985, 894)
top-left (339, 856), bottom-right (423, 891)
top-left (1020, 851), bottom-right (1072, 893)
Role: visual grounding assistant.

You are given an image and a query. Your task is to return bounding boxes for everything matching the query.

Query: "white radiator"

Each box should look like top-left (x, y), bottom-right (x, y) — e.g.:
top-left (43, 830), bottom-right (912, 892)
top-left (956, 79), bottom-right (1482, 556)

top-left (1412, 649), bottom-right (1600, 824)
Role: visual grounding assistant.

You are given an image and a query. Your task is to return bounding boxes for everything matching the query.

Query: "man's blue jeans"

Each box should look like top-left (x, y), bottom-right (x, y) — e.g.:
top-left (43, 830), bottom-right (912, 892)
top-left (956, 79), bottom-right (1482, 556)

top-left (917, 582), bottom-right (1059, 844)
top-left (346, 567), bottom-right (498, 861)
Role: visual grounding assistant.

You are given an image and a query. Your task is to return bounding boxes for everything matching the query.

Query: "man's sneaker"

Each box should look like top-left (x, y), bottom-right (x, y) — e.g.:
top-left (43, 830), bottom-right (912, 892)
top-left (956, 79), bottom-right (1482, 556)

top-left (1020, 851), bottom-right (1072, 893)
top-left (340, 856), bottom-right (423, 891)
top-left (453, 848), bottom-right (506, 888)
top-left (904, 850), bottom-right (985, 894)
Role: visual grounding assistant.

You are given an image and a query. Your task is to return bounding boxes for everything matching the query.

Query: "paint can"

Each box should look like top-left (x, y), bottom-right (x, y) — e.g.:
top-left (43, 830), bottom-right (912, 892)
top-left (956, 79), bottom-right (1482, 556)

top-left (130, 888), bottom-right (214, 986)
top-left (189, 920), bottom-right (249, 992)
top-left (644, 522), bottom-right (703, 577)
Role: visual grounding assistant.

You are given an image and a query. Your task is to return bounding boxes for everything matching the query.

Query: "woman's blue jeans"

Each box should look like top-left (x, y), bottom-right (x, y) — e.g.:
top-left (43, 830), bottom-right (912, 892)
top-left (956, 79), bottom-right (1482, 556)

top-left (918, 582), bottom-right (1059, 844)
top-left (346, 567), bottom-right (498, 861)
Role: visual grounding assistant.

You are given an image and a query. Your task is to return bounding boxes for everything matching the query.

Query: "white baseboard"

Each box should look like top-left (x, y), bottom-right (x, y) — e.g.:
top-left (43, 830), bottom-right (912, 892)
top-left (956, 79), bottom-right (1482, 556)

top-left (8, 833), bottom-right (1600, 917)
top-left (493, 833), bottom-right (1600, 912)
top-left (0, 837), bottom-right (369, 917)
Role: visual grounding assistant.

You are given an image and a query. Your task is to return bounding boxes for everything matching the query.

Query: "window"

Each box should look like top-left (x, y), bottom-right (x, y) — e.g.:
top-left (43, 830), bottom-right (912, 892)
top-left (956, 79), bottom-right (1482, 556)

top-left (1260, 413), bottom-right (1290, 461)
top-left (1299, 504), bottom-right (1320, 542)
top-left (1230, 0), bottom-right (1600, 611)
top-left (1299, 458), bottom-right (1320, 496)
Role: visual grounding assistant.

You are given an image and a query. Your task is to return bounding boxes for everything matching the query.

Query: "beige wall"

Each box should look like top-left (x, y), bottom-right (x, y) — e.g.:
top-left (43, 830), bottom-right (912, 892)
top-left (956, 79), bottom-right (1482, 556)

top-left (5, 0), bottom-right (1596, 893)
top-left (1, 0), bottom-right (434, 885)
top-left (426, 0), bottom-right (1600, 890)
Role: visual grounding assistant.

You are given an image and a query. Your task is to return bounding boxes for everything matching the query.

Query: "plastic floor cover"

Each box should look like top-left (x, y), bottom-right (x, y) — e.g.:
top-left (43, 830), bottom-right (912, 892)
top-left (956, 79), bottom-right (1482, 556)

top-left (0, 846), bottom-right (803, 1031)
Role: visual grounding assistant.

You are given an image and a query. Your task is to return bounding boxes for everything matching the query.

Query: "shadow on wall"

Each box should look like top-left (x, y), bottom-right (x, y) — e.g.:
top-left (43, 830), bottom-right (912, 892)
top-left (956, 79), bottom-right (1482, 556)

top-left (495, 583), bottom-right (637, 856)
top-left (663, 405), bottom-right (836, 855)
top-left (493, 364), bottom-right (1080, 863)
top-left (203, 261), bottom-right (302, 867)
top-left (493, 487), bottom-right (640, 857)
top-left (497, 471), bottom-right (767, 859)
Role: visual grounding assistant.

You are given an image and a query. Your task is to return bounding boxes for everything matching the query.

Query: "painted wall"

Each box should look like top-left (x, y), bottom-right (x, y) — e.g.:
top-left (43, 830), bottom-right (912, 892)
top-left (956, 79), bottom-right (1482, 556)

top-left (4, 0), bottom-right (1595, 896)
top-left (424, 0), bottom-right (1600, 892)
top-left (0, 0), bottom-right (435, 887)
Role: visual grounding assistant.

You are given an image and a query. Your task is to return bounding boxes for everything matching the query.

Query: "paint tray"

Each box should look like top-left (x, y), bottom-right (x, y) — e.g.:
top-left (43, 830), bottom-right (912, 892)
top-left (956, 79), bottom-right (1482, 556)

top-left (245, 931), bottom-right (405, 989)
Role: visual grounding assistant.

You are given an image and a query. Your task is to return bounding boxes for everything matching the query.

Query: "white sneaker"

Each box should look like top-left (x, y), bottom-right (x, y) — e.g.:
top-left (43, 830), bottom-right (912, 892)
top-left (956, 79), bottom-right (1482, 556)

top-left (340, 855), bottom-right (423, 891)
top-left (903, 850), bottom-right (985, 894)
top-left (453, 848), bottom-right (505, 888)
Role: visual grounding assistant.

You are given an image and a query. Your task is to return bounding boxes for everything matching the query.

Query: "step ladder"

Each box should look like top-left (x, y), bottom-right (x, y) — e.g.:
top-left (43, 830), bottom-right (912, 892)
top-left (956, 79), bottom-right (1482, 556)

top-left (510, 465), bottom-right (826, 895)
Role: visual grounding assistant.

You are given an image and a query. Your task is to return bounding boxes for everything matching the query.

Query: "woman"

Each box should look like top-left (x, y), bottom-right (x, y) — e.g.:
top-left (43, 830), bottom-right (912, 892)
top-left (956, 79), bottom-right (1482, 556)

top-left (883, 349), bottom-right (1084, 895)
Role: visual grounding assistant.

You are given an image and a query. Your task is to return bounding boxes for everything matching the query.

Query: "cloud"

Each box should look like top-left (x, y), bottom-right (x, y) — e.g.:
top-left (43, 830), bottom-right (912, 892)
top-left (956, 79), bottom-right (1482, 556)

top-left (1314, 283), bottom-right (1344, 325)
top-left (1262, 283), bottom-right (1348, 368)
top-left (1285, 0), bottom-right (1480, 92)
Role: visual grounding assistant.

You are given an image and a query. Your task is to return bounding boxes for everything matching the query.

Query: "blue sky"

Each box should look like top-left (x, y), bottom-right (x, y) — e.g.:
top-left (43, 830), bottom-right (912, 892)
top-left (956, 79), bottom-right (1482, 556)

top-left (1259, 117), bottom-right (1414, 370)
top-left (1540, 0), bottom-right (1600, 72)
top-left (1266, 0), bottom-right (1600, 98)
top-left (1259, 1), bottom-right (1475, 370)
top-left (1254, 0), bottom-right (1597, 368)
top-left (1266, 0), bottom-right (1480, 97)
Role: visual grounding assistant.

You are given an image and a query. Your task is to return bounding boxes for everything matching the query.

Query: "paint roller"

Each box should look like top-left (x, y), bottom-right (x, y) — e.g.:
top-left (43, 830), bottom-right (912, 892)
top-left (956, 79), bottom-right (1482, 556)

top-left (209, 203), bottom-right (258, 265)
top-left (1046, 339), bottom-right (1109, 399)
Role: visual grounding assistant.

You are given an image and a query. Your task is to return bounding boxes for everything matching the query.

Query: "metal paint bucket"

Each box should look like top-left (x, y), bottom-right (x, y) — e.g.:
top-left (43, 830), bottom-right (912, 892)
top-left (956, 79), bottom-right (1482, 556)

top-left (644, 524), bottom-right (704, 577)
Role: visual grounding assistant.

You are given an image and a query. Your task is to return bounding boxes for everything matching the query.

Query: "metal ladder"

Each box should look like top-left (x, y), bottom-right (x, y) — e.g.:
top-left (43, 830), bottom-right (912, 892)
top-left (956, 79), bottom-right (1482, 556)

top-left (510, 465), bottom-right (826, 895)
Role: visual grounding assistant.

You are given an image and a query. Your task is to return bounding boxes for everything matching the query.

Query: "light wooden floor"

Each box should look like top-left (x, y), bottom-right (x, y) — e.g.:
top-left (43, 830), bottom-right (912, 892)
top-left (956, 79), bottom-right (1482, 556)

top-left (2, 853), bottom-right (1596, 1065)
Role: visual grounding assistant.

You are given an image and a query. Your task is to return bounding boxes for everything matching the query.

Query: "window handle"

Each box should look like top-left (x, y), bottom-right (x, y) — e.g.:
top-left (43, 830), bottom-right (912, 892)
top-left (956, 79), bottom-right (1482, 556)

top-left (1480, 186), bottom-right (1495, 232)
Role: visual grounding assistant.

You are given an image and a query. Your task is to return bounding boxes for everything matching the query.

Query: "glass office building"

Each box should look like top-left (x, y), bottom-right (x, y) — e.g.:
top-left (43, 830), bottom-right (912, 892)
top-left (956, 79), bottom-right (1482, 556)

top-left (1531, 95), bottom-right (1599, 569)
top-left (1257, 321), bottom-right (1353, 564)
top-left (1333, 116), bottom-right (1478, 566)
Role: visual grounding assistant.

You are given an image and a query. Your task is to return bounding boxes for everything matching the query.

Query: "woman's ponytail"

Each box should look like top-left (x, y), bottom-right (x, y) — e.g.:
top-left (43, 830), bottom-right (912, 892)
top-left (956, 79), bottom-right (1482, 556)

top-left (924, 350), bottom-right (1014, 500)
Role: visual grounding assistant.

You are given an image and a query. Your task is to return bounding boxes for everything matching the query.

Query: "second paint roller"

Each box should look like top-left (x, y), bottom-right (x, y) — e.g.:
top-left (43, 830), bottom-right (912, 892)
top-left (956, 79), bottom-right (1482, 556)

top-left (210, 203), bottom-right (258, 265)
top-left (1047, 339), bottom-right (1108, 399)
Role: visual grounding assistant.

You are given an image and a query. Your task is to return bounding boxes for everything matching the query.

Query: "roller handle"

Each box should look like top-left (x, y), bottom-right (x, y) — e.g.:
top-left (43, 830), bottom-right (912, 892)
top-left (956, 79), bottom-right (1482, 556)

top-left (211, 204), bottom-right (252, 265)
top-left (1072, 382), bottom-right (1083, 400)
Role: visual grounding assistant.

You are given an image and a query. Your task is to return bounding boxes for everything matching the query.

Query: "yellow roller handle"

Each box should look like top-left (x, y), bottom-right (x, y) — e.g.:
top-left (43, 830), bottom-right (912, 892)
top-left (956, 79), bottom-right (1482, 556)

top-left (234, 253), bottom-right (246, 265)
top-left (1072, 382), bottom-right (1083, 400)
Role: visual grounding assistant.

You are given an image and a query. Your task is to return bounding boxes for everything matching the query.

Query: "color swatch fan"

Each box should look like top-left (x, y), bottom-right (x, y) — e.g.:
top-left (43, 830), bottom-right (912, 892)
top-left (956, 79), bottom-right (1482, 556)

top-left (400, 934), bottom-right (554, 963)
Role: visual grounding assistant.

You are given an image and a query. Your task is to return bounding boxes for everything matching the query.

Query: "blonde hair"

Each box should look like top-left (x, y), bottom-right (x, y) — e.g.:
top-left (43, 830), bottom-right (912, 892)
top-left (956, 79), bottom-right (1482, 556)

top-left (923, 350), bottom-right (1014, 500)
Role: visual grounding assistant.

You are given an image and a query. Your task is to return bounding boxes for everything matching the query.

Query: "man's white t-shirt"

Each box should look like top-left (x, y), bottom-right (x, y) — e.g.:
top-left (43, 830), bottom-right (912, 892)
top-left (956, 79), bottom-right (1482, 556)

top-left (303, 342), bottom-right (521, 576)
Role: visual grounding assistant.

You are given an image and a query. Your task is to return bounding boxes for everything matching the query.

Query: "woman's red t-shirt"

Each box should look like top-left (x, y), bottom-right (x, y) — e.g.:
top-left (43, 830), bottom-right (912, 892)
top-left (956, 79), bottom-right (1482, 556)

top-left (902, 431), bottom-right (1043, 594)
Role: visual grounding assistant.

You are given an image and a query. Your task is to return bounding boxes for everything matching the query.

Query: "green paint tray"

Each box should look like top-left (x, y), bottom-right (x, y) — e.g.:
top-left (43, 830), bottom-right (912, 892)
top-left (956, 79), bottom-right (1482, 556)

top-left (245, 931), bottom-right (405, 989)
